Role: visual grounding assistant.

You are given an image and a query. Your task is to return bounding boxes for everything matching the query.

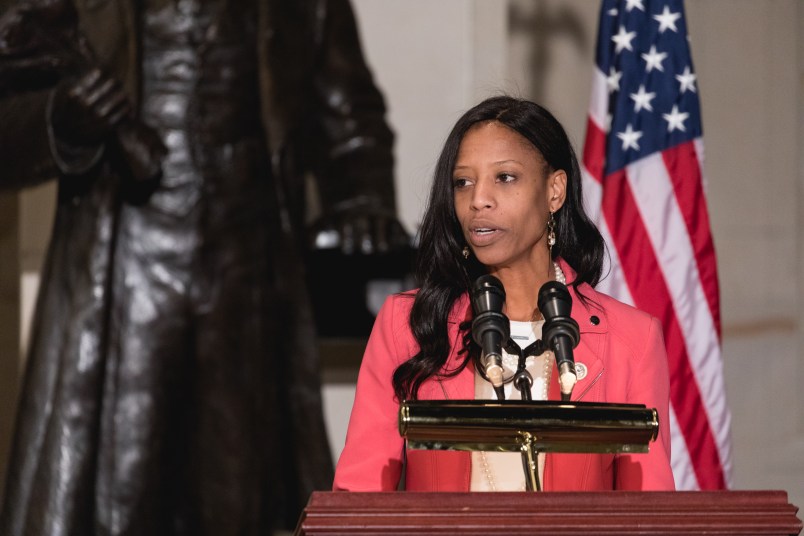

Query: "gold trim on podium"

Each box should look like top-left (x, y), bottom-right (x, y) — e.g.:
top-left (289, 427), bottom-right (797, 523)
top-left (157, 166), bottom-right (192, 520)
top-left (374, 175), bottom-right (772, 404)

top-left (399, 400), bottom-right (659, 491)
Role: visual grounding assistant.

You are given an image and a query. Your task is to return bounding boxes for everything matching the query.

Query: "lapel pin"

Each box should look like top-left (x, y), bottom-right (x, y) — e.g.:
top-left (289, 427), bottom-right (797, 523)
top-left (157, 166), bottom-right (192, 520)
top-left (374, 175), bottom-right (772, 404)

top-left (575, 362), bottom-right (588, 380)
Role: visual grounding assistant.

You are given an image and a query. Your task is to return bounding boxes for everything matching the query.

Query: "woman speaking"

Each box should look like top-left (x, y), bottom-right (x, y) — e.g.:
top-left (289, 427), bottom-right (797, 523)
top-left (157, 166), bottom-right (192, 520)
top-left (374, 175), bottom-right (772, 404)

top-left (333, 95), bottom-right (675, 492)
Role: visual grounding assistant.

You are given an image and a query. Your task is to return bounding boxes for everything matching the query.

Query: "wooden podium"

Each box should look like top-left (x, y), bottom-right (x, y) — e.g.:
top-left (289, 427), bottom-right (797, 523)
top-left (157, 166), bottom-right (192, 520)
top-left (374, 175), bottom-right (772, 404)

top-left (302, 401), bottom-right (802, 534)
top-left (295, 490), bottom-right (803, 535)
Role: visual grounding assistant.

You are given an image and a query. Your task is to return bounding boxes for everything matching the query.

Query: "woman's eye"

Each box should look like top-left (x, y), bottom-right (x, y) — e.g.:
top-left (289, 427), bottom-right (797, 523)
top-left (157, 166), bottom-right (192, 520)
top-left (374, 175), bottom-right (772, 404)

top-left (453, 177), bottom-right (471, 188)
top-left (497, 172), bottom-right (516, 183)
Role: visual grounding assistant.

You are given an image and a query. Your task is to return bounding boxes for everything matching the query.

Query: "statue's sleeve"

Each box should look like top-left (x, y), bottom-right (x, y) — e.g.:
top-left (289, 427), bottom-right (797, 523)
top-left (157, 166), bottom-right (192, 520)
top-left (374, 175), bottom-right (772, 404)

top-left (0, 4), bottom-right (102, 191)
top-left (0, 89), bottom-right (63, 190)
top-left (306, 0), bottom-right (397, 213)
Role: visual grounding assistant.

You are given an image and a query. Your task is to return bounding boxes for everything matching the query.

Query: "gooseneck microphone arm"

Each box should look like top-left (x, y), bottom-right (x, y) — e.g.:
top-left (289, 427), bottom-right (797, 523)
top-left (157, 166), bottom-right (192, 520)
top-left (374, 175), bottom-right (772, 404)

top-left (471, 275), bottom-right (510, 401)
top-left (513, 369), bottom-right (533, 401)
top-left (538, 281), bottom-right (581, 402)
top-left (511, 338), bottom-right (547, 401)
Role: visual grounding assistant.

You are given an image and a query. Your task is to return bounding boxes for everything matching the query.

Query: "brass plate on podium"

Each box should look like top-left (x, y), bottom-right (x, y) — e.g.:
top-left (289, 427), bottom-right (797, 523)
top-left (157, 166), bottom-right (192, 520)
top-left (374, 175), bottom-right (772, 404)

top-left (399, 400), bottom-right (659, 454)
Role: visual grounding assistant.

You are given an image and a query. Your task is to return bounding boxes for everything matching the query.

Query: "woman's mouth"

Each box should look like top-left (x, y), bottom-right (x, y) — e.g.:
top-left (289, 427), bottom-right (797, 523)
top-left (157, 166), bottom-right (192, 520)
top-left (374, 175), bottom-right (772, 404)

top-left (469, 226), bottom-right (501, 246)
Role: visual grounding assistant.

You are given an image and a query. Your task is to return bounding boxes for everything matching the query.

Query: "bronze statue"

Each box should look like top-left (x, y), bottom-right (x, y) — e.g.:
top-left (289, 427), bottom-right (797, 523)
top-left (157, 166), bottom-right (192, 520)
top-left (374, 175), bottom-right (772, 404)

top-left (0, 0), bottom-right (407, 534)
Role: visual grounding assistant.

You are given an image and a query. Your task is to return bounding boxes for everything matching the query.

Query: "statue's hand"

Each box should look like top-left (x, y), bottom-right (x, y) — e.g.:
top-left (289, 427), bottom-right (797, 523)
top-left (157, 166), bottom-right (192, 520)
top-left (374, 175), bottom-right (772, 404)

top-left (117, 119), bottom-right (168, 189)
top-left (309, 204), bottom-right (411, 255)
top-left (50, 67), bottom-right (166, 200)
top-left (51, 67), bottom-right (130, 147)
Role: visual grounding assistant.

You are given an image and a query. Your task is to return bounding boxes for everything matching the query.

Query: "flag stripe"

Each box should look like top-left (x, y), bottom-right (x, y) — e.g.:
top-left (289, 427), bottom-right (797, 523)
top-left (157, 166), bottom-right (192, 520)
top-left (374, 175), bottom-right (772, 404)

top-left (600, 168), bottom-right (726, 489)
top-left (583, 118), bottom-right (730, 490)
top-left (582, 167), bottom-right (635, 305)
top-left (586, 169), bottom-right (721, 490)
top-left (582, 116), bottom-right (607, 186)
top-left (625, 152), bottom-right (720, 393)
top-left (624, 151), bottom-right (731, 486)
top-left (668, 406), bottom-right (699, 489)
top-left (661, 143), bottom-right (722, 338)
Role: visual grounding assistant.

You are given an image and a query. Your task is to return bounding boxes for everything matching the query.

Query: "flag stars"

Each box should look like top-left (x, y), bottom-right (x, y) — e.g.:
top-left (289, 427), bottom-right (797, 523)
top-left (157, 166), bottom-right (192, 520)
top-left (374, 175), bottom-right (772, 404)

top-left (625, 0), bottom-right (645, 12)
top-left (676, 66), bottom-right (697, 93)
top-left (641, 45), bottom-right (668, 73)
top-left (606, 67), bottom-right (623, 93)
top-left (662, 105), bottom-right (689, 132)
top-left (617, 124), bottom-right (643, 151)
top-left (630, 84), bottom-right (656, 113)
top-left (653, 5), bottom-right (681, 33)
top-left (612, 25), bottom-right (636, 54)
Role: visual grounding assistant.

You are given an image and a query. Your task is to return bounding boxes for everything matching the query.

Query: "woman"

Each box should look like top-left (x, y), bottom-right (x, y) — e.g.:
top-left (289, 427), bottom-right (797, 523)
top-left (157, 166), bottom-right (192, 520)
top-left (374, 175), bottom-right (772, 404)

top-left (333, 95), bottom-right (674, 492)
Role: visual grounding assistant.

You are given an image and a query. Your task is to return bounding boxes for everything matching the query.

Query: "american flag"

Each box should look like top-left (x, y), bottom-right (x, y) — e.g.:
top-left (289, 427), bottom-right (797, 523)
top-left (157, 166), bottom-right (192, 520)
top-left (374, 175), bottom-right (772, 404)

top-left (580, 0), bottom-right (733, 489)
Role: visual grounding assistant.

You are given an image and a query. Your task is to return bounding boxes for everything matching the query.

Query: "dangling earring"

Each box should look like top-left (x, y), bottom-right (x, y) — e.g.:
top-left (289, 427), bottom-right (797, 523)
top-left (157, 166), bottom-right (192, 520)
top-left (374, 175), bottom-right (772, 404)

top-left (547, 211), bottom-right (556, 258)
top-left (462, 246), bottom-right (470, 259)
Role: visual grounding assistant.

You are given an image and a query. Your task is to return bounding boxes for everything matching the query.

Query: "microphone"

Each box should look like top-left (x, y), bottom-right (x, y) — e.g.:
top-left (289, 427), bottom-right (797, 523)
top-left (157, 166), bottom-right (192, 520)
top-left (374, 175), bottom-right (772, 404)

top-left (471, 275), bottom-right (510, 400)
top-left (538, 281), bottom-right (580, 401)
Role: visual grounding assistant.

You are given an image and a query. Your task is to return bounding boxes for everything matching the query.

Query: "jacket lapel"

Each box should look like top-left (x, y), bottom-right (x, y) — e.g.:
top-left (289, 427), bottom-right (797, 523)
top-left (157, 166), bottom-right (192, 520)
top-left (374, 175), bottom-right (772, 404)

top-left (549, 259), bottom-right (609, 403)
top-left (544, 259), bottom-right (610, 490)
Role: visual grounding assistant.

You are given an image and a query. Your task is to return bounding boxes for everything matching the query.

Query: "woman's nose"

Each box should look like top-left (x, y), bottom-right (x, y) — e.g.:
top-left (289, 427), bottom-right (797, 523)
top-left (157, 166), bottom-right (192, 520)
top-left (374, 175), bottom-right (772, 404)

top-left (470, 178), bottom-right (495, 210)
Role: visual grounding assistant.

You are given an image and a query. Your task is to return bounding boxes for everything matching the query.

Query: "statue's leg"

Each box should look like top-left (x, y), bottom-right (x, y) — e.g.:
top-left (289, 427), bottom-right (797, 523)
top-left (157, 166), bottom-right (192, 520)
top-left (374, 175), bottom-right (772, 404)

top-left (186, 143), bottom-right (277, 535)
top-left (1, 181), bottom-right (122, 536)
top-left (191, 247), bottom-right (275, 535)
top-left (93, 199), bottom-right (196, 534)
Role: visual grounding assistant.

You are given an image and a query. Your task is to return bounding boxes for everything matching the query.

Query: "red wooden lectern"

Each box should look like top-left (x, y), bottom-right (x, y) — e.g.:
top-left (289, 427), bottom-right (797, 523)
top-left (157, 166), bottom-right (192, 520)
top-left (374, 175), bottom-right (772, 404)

top-left (295, 490), bottom-right (802, 535)
top-left (300, 400), bottom-right (803, 534)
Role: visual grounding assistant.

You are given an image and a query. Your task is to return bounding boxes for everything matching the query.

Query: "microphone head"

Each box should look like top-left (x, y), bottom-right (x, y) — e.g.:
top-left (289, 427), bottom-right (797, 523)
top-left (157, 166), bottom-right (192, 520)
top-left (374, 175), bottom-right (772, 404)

top-left (471, 274), bottom-right (506, 315)
top-left (537, 280), bottom-right (572, 322)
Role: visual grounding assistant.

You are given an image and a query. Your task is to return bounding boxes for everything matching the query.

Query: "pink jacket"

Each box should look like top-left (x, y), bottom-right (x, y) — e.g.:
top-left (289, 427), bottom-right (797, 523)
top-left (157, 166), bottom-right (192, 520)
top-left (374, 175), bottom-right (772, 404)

top-left (333, 261), bottom-right (675, 492)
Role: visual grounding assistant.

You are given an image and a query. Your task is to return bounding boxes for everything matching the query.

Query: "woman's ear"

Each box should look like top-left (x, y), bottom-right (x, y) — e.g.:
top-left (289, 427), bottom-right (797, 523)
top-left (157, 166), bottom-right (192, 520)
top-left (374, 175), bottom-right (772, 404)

top-left (547, 170), bottom-right (568, 213)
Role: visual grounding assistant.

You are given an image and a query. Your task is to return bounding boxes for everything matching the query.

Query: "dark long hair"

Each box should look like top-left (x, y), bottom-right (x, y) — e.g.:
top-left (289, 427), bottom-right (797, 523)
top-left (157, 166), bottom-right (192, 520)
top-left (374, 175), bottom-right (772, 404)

top-left (392, 95), bottom-right (605, 401)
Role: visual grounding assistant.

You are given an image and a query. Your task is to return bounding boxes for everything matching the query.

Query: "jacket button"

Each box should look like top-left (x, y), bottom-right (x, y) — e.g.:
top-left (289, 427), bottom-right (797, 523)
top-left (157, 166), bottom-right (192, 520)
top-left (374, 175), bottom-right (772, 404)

top-left (590, 315), bottom-right (600, 325)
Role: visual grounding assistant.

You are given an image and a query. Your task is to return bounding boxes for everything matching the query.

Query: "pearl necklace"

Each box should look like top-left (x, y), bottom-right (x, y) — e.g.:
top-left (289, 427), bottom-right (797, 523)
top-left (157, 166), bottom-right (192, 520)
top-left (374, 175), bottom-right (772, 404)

top-left (553, 261), bottom-right (566, 284)
top-left (476, 261), bottom-right (564, 492)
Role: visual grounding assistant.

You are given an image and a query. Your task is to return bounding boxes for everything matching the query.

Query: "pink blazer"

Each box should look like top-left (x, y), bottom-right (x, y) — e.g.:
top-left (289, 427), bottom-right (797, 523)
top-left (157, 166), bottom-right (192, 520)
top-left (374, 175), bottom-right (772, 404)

top-left (333, 261), bottom-right (675, 492)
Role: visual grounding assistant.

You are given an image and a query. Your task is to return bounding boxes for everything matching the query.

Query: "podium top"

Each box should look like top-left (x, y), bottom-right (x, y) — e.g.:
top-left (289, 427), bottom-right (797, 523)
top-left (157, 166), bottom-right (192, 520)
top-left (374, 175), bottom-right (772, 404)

top-left (296, 490), bottom-right (803, 536)
top-left (399, 400), bottom-right (659, 454)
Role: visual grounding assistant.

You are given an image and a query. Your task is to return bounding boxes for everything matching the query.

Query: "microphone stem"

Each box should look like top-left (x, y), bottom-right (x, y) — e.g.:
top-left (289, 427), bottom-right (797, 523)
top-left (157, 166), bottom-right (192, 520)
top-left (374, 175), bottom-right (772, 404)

top-left (493, 385), bottom-right (506, 401)
top-left (514, 372), bottom-right (533, 401)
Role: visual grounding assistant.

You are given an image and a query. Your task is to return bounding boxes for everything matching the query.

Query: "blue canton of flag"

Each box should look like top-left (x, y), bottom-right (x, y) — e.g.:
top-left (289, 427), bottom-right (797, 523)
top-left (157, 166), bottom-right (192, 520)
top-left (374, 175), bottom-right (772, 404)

top-left (597, 0), bottom-right (701, 175)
